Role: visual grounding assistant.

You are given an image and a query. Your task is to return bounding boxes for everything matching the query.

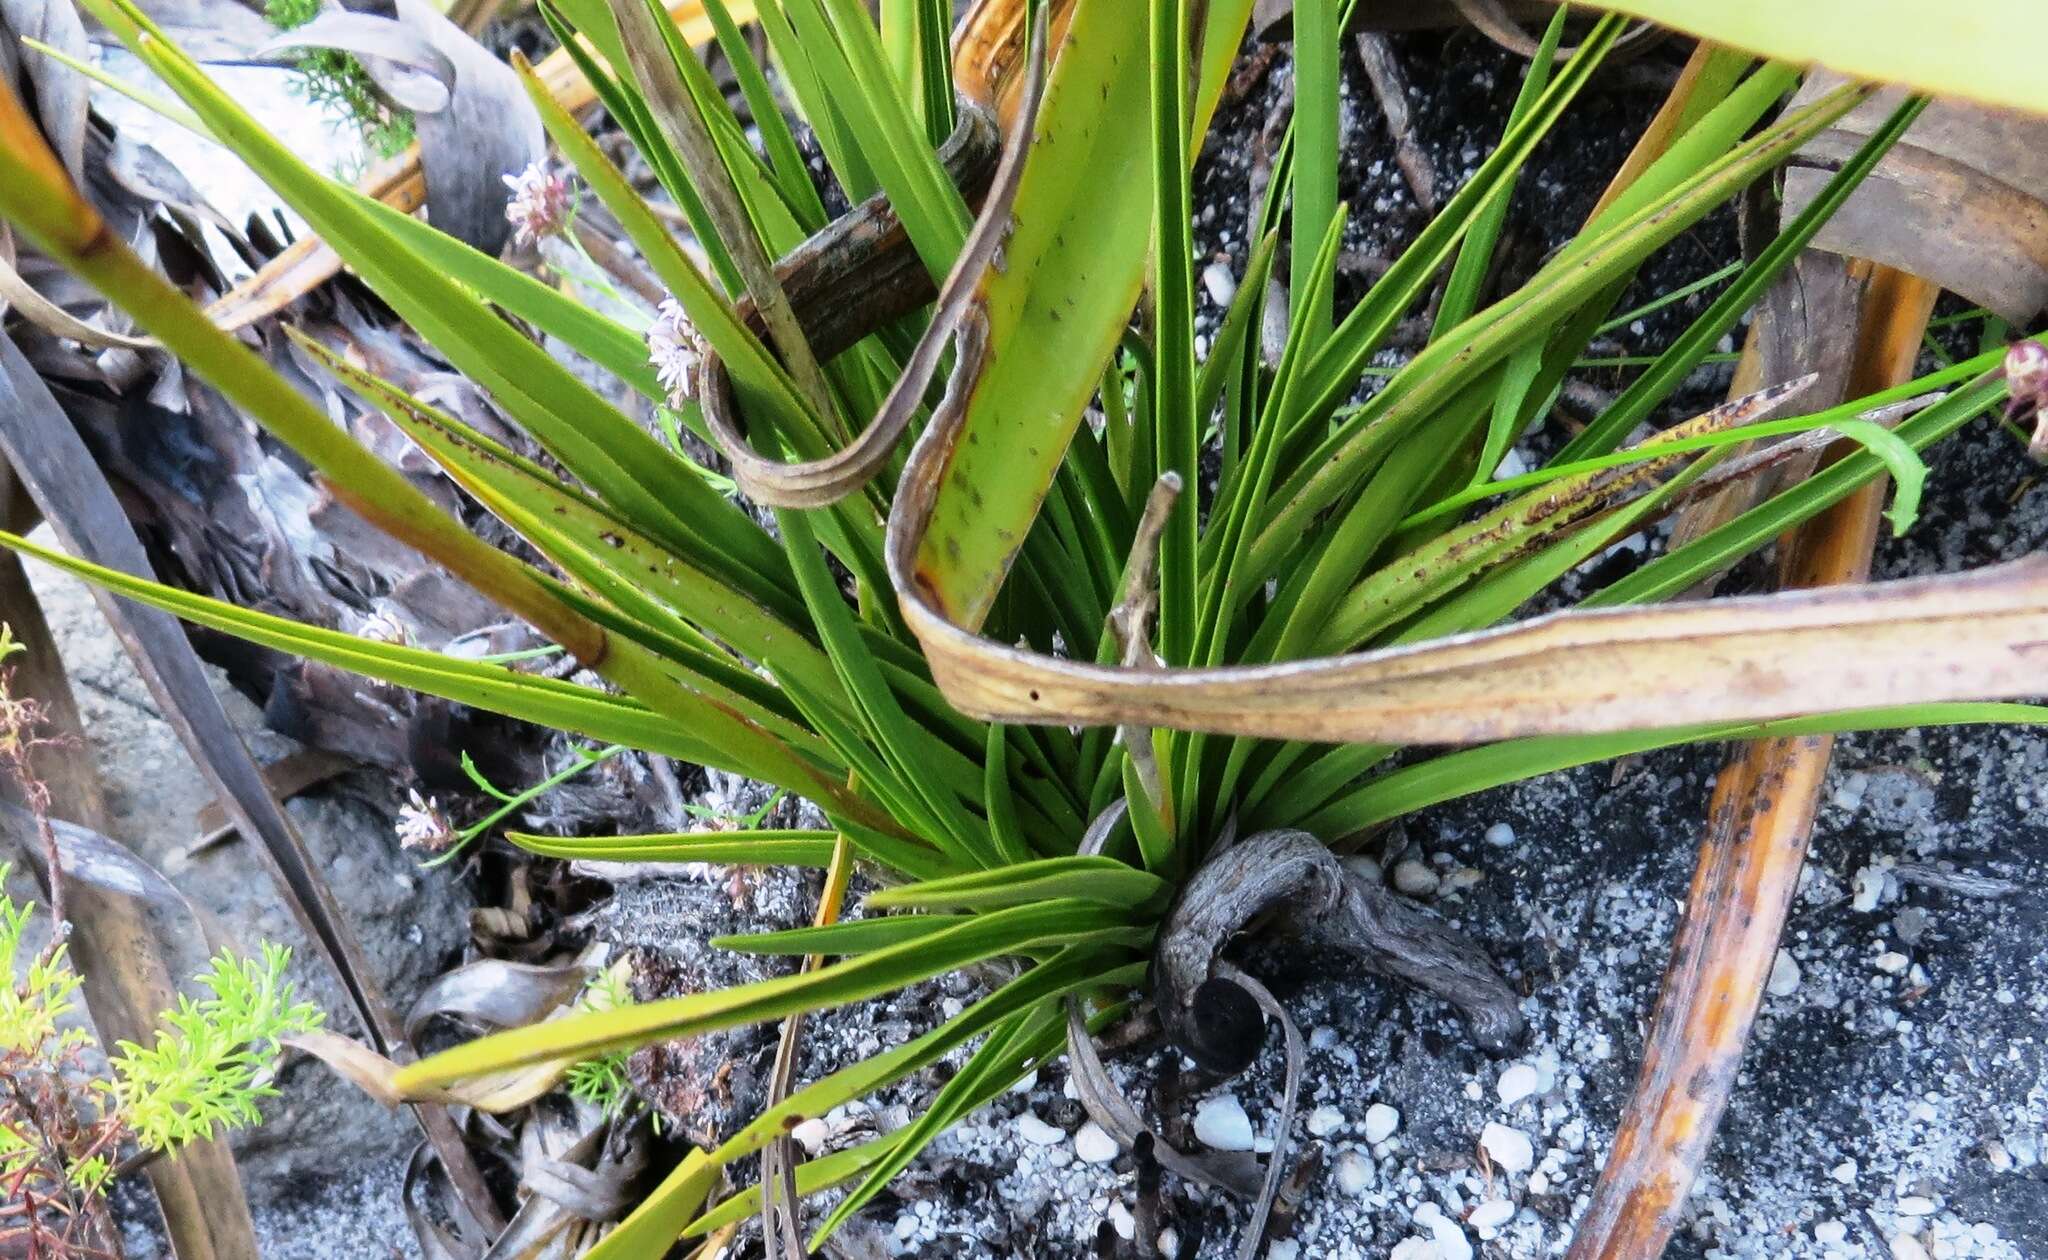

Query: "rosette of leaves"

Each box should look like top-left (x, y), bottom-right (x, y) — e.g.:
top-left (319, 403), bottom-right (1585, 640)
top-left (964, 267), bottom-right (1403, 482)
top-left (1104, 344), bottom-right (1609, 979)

top-left (3, 0), bottom-right (2048, 1249)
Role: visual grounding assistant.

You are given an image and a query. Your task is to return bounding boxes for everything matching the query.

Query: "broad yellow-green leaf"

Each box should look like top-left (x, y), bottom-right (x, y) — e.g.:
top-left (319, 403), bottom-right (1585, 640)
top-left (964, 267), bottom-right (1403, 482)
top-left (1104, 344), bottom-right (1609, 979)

top-left (909, 0), bottom-right (1256, 629)
top-left (581, 1150), bottom-right (717, 1260)
top-left (1582, 0), bottom-right (2048, 117)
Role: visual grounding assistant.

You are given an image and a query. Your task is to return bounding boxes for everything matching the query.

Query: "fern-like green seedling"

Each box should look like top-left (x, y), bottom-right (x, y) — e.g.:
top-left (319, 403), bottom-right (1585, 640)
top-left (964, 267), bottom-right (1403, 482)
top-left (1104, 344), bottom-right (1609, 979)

top-left (0, 865), bottom-right (84, 1055)
top-left (562, 962), bottom-right (647, 1125)
top-left (262, 0), bottom-right (416, 165)
top-left (108, 943), bottom-right (325, 1151)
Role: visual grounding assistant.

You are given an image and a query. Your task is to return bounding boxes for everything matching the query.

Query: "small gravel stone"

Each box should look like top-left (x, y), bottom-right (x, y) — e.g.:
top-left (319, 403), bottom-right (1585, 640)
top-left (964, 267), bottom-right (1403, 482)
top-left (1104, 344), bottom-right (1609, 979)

top-left (1483, 821), bottom-right (1517, 847)
top-left (1468, 1200), bottom-right (1514, 1230)
top-left (1889, 1235), bottom-right (1930, 1260)
top-left (1894, 906), bottom-right (1930, 945)
top-left (1415, 1203), bottom-right (1473, 1260)
top-left (1335, 1149), bottom-right (1376, 1196)
top-left (1016, 1113), bottom-right (1065, 1146)
top-left (1496, 1063), bottom-right (1541, 1106)
top-left (1201, 260), bottom-right (1238, 308)
top-left (1480, 1122), bottom-right (1534, 1173)
top-left (790, 1117), bottom-right (830, 1155)
top-left (1875, 950), bottom-right (1910, 973)
top-left (1364, 1103), bottom-right (1401, 1143)
top-left (1894, 1195), bottom-right (1937, 1216)
top-left (1307, 1105), bottom-right (1345, 1137)
top-left (1767, 949), bottom-right (1802, 997)
top-left (1814, 1219), bottom-right (1848, 1245)
top-left (1389, 1239), bottom-right (1436, 1260)
top-left (1831, 1160), bottom-right (1859, 1183)
top-left (1193, 1095), bottom-right (1256, 1152)
top-left (1267, 1242), bottom-right (1299, 1260)
top-left (1107, 1199), bottom-right (1135, 1239)
top-left (1393, 859), bottom-right (1440, 896)
top-left (1852, 865), bottom-right (1885, 912)
top-left (1074, 1122), bottom-right (1119, 1164)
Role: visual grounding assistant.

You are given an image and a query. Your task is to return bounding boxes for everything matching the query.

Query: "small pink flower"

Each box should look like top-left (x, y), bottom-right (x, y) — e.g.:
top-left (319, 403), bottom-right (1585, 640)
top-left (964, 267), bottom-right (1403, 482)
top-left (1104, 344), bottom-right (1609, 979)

top-left (356, 608), bottom-right (411, 647)
top-left (395, 789), bottom-right (457, 852)
top-left (2004, 339), bottom-right (2048, 459)
top-left (647, 298), bottom-right (701, 407)
top-left (503, 161), bottom-right (571, 248)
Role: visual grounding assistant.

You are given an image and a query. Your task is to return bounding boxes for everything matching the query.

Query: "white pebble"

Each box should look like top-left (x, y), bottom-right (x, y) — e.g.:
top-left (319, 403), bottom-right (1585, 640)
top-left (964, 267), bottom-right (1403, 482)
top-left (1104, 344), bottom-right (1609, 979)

top-left (1768, 949), bottom-right (1802, 998)
top-left (1393, 859), bottom-right (1440, 896)
top-left (1201, 260), bottom-right (1238, 308)
top-left (1832, 1159), bottom-right (1859, 1184)
top-left (1364, 1103), bottom-right (1401, 1143)
top-left (1835, 771), bottom-right (1869, 813)
top-left (1484, 821), bottom-right (1517, 848)
top-left (1307, 1106), bottom-right (1345, 1137)
top-left (1267, 1243), bottom-right (1300, 1260)
top-left (1335, 1149), bottom-right (1376, 1196)
top-left (1480, 1123), bottom-right (1534, 1174)
top-left (1815, 1219), bottom-right (1848, 1244)
top-left (1875, 951), bottom-right (1910, 974)
top-left (1016, 1113), bottom-right (1065, 1146)
top-left (1468, 1200), bottom-right (1514, 1230)
top-left (790, 1117), bottom-right (831, 1155)
top-left (1343, 855), bottom-right (1383, 885)
top-left (1389, 1239), bottom-right (1437, 1260)
top-left (1415, 1203), bottom-right (1473, 1260)
top-left (1890, 1235), bottom-right (1930, 1260)
top-left (1155, 1228), bottom-right (1179, 1257)
top-left (1075, 1122), bottom-right (1119, 1164)
top-left (1852, 866), bottom-right (1885, 913)
top-left (1108, 1199), bottom-right (1136, 1240)
top-left (1194, 1095), bottom-right (1256, 1152)
top-left (1497, 1063), bottom-right (1541, 1107)
top-left (1895, 1195), bottom-right (1938, 1216)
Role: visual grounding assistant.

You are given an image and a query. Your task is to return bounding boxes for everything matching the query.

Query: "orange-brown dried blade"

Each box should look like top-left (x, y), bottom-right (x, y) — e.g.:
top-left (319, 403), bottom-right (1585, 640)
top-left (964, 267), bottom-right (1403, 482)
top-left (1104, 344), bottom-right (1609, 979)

top-left (1566, 266), bottom-right (1937, 1259)
top-left (760, 832), bottom-right (856, 1256)
top-left (952, 0), bottom-right (1079, 127)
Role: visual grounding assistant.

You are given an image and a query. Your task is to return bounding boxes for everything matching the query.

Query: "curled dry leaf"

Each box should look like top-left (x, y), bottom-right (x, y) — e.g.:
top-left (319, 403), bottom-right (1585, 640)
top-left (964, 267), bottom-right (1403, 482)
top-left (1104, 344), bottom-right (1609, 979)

top-left (894, 440), bottom-right (2048, 742)
top-left (395, 0), bottom-right (542, 255)
top-left (254, 10), bottom-right (459, 112)
top-left (288, 1024), bottom-right (579, 1114)
top-left (699, 103), bottom-right (1004, 507)
top-left (1783, 77), bottom-right (2048, 323)
top-left (404, 958), bottom-right (595, 1045)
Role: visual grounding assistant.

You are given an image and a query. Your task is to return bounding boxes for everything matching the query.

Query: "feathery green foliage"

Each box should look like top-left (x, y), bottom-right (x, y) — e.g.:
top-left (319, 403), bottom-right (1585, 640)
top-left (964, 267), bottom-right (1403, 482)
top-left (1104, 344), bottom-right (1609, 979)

top-left (109, 945), bottom-right (325, 1152)
top-left (1, 869), bottom-right (322, 1198)
top-left (264, 0), bottom-right (416, 163)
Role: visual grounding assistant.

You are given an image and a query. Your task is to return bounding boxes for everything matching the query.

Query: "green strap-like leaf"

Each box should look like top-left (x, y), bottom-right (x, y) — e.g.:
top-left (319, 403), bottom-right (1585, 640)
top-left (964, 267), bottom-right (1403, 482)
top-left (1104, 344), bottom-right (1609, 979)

top-left (713, 914), bottom-right (970, 954)
top-left (505, 829), bottom-right (842, 866)
top-left (866, 855), bottom-right (1169, 911)
top-left (393, 902), bottom-right (1140, 1089)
